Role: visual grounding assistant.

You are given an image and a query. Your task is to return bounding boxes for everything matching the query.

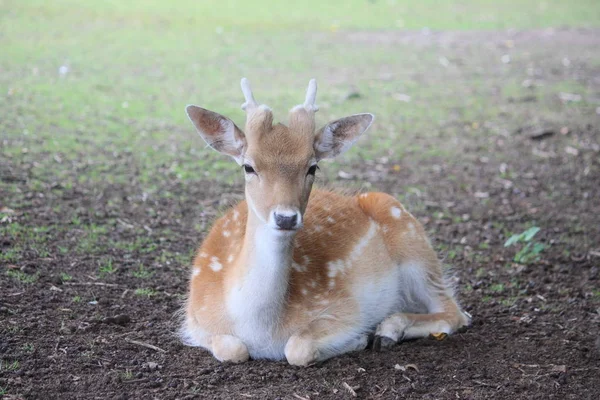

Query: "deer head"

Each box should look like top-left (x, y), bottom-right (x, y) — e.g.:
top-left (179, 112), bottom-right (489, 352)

top-left (186, 79), bottom-right (374, 234)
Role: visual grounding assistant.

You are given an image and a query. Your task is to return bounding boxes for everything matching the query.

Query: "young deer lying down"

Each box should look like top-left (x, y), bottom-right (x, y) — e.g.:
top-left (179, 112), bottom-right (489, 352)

top-left (181, 79), bottom-right (470, 366)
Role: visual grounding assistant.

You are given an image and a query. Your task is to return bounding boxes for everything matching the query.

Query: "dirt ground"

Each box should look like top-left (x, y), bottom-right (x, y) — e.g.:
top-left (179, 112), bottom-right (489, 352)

top-left (1, 29), bottom-right (600, 399)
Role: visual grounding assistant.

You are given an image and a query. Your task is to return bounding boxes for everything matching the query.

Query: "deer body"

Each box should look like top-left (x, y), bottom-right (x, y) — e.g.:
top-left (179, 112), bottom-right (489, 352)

top-left (181, 79), bottom-right (470, 365)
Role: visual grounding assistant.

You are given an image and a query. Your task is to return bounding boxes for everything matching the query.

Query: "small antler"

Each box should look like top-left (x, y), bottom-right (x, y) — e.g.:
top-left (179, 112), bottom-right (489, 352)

top-left (303, 79), bottom-right (319, 112)
top-left (239, 78), bottom-right (273, 134)
top-left (289, 79), bottom-right (319, 132)
top-left (240, 78), bottom-right (258, 111)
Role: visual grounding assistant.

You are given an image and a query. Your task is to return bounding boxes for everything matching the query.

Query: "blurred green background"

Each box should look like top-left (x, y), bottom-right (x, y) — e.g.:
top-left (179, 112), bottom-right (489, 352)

top-left (1, 0), bottom-right (599, 191)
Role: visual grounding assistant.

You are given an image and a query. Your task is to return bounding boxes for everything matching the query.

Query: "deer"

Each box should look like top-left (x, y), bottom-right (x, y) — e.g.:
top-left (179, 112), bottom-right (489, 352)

top-left (180, 78), bottom-right (471, 366)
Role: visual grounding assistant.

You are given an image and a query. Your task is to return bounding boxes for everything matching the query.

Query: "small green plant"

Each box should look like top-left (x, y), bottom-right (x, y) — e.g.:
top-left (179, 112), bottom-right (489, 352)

top-left (72, 296), bottom-right (82, 303)
top-left (0, 385), bottom-right (7, 395)
top-left (135, 288), bottom-right (157, 297)
top-left (132, 264), bottom-right (153, 279)
top-left (0, 360), bottom-right (20, 371)
top-left (22, 343), bottom-right (34, 353)
top-left (490, 283), bottom-right (504, 293)
top-left (504, 227), bottom-right (547, 264)
top-left (98, 258), bottom-right (117, 275)
top-left (6, 269), bottom-right (39, 284)
top-left (60, 272), bottom-right (73, 281)
top-left (121, 369), bottom-right (133, 380)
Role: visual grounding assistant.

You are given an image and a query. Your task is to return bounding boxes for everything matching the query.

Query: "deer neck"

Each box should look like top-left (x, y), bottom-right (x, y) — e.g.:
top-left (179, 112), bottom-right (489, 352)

top-left (226, 204), bottom-right (295, 332)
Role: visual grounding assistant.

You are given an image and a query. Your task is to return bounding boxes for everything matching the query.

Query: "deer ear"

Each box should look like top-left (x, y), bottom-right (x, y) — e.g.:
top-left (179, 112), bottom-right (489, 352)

top-left (186, 105), bottom-right (246, 164)
top-left (314, 113), bottom-right (374, 160)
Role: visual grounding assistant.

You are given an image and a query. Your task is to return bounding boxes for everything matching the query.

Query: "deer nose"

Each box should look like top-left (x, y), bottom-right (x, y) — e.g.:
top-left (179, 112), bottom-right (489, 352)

top-left (274, 212), bottom-right (299, 230)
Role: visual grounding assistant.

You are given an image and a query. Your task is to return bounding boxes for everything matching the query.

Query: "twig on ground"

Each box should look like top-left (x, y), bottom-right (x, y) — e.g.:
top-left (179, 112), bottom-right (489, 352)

top-left (63, 282), bottom-right (121, 287)
top-left (125, 338), bottom-right (167, 353)
top-left (342, 382), bottom-right (358, 397)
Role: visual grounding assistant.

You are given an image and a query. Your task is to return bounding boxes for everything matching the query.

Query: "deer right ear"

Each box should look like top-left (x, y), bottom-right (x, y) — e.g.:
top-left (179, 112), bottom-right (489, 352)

top-left (186, 105), bottom-right (247, 164)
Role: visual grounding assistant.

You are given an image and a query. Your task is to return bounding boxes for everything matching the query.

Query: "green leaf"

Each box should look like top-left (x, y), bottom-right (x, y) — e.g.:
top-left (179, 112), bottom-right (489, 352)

top-left (522, 227), bottom-right (541, 242)
top-left (504, 234), bottom-right (522, 247)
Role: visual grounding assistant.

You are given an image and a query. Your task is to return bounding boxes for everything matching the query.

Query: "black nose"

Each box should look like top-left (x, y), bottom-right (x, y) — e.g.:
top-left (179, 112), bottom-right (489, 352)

top-left (274, 213), bottom-right (298, 230)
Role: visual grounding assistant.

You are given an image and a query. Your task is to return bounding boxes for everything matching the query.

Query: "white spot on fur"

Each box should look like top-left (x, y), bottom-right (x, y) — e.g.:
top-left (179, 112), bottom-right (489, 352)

top-left (348, 221), bottom-right (377, 261)
top-left (301, 288), bottom-right (308, 296)
top-left (391, 207), bottom-right (402, 219)
top-left (292, 255), bottom-right (311, 273)
top-left (327, 259), bottom-right (345, 278)
top-left (227, 254), bottom-right (234, 263)
top-left (199, 252), bottom-right (208, 258)
top-left (223, 230), bottom-right (231, 237)
top-left (292, 262), bottom-right (307, 273)
top-left (328, 279), bottom-right (336, 289)
top-left (326, 216), bottom-right (335, 223)
top-left (233, 209), bottom-right (240, 221)
top-left (192, 268), bottom-right (200, 277)
top-left (360, 193), bottom-right (368, 199)
top-left (209, 257), bottom-right (222, 272)
top-left (309, 280), bottom-right (317, 288)
top-left (313, 225), bottom-right (323, 233)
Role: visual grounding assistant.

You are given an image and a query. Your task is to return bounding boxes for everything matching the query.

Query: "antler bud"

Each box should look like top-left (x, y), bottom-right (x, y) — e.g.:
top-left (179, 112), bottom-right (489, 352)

top-left (240, 78), bottom-right (258, 111)
top-left (240, 78), bottom-right (273, 134)
top-left (289, 79), bottom-right (319, 133)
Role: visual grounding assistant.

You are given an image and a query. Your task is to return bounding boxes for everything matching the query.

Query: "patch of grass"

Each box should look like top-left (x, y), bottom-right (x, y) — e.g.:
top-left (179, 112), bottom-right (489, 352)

top-left (0, 247), bottom-right (22, 263)
top-left (60, 272), bottom-right (73, 282)
top-left (98, 257), bottom-right (117, 276)
top-left (21, 343), bottom-right (34, 353)
top-left (131, 264), bottom-right (153, 279)
top-left (490, 283), bottom-right (505, 293)
top-left (4, 326), bottom-right (22, 335)
top-left (121, 369), bottom-right (133, 381)
top-left (134, 288), bottom-right (158, 297)
top-left (504, 227), bottom-right (548, 264)
top-left (6, 269), bottom-right (39, 284)
top-left (0, 360), bottom-right (20, 372)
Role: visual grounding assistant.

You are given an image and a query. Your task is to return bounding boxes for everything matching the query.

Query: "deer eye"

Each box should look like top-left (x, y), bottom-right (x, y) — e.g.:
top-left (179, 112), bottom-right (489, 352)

top-left (243, 164), bottom-right (256, 174)
top-left (307, 165), bottom-right (319, 176)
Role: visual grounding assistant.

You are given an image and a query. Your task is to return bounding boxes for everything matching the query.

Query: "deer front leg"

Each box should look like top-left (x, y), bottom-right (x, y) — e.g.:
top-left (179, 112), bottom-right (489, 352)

top-left (211, 334), bottom-right (250, 363)
top-left (285, 319), bottom-right (368, 366)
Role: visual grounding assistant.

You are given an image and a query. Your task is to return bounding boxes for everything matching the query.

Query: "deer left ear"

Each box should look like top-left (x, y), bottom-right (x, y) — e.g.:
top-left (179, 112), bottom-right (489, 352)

top-left (186, 105), bottom-right (247, 164)
top-left (314, 113), bottom-right (374, 160)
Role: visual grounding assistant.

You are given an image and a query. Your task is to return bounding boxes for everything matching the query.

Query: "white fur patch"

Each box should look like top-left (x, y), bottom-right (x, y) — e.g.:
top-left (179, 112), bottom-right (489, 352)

top-left (348, 221), bottom-right (377, 262)
top-left (223, 230), bottom-right (231, 237)
top-left (209, 257), bottom-right (222, 272)
top-left (327, 259), bottom-right (345, 278)
top-left (326, 216), bottom-right (335, 223)
top-left (391, 207), bottom-right (402, 219)
top-left (227, 254), bottom-right (234, 263)
top-left (192, 268), bottom-right (200, 277)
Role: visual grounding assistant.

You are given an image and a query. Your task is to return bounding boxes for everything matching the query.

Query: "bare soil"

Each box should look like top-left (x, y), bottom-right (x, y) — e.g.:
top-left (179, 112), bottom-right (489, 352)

top-left (1, 29), bottom-right (599, 399)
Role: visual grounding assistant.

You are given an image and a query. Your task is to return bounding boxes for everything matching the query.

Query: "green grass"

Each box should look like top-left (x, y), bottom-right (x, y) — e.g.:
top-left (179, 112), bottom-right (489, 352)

top-left (131, 264), bottom-right (154, 279)
top-left (134, 288), bottom-right (158, 297)
top-left (98, 257), bottom-right (118, 276)
top-left (6, 269), bottom-right (39, 284)
top-left (2, 1), bottom-right (598, 191)
top-left (0, 360), bottom-right (20, 372)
